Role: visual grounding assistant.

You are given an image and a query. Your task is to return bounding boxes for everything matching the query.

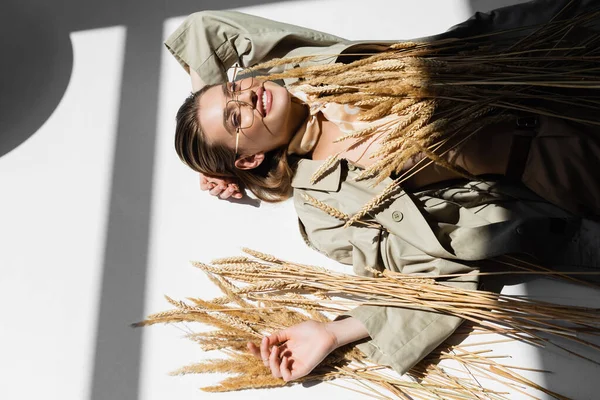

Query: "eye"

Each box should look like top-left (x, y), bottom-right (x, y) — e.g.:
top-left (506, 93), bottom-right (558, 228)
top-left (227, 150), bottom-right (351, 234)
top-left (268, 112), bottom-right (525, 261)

top-left (231, 111), bottom-right (241, 128)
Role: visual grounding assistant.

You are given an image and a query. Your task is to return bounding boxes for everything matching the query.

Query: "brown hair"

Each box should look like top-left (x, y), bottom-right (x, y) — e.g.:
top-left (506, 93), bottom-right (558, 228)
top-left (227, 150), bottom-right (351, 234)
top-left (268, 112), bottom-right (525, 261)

top-left (174, 87), bottom-right (297, 203)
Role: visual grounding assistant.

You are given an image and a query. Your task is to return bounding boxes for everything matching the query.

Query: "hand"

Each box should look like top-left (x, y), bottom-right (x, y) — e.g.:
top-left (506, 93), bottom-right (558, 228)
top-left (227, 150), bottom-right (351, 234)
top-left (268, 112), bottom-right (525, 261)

top-left (247, 321), bottom-right (338, 382)
top-left (199, 173), bottom-right (243, 200)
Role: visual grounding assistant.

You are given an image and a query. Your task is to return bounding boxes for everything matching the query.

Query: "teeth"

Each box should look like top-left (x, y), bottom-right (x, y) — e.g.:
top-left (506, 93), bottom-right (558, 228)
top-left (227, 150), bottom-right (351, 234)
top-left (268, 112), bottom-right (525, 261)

top-left (262, 92), bottom-right (267, 114)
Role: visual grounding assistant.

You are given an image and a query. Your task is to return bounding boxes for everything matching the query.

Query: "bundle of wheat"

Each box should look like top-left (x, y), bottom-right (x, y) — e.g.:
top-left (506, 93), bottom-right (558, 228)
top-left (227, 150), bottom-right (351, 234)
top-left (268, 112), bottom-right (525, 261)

top-left (249, 5), bottom-right (600, 223)
top-left (137, 249), bottom-right (599, 399)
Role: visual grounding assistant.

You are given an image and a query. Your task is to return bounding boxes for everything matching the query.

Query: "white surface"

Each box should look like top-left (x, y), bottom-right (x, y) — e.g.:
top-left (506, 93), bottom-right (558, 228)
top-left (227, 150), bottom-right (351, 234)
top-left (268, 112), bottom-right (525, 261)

top-left (2, 1), bottom-right (600, 400)
top-left (0, 26), bottom-right (126, 399)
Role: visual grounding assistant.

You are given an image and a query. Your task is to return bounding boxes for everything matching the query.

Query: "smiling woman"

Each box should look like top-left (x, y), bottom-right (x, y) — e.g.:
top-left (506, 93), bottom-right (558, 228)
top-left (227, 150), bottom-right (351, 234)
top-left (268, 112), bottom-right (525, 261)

top-left (198, 78), bottom-right (308, 165)
top-left (174, 77), bottom-right (306, 202)
top-left (167, 1), bottom-right (600, 385)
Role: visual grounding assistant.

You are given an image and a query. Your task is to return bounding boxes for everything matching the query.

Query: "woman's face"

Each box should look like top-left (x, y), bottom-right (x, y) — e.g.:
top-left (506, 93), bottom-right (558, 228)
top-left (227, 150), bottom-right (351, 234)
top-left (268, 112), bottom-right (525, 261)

top-left (198, 77), bottom-right (302, 161)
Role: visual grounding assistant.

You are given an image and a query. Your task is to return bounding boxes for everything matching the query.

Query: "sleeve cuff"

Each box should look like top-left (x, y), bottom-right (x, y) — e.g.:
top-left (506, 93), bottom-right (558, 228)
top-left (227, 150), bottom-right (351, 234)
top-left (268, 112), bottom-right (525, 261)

top-left (347, 305), bottom-right (463, 375)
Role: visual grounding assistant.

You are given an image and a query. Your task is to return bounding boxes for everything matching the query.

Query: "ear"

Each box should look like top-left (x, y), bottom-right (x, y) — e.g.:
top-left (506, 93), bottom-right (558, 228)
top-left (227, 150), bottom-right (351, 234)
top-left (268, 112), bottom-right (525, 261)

top-left (234, 152), bottom-right (265, 170)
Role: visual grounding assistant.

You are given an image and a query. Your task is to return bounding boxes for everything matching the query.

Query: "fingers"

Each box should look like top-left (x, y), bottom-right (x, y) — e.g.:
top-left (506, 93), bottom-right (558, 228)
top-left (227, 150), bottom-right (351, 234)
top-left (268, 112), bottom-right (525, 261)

top-left (260, 336), bottom-right (270, 366)
top-left (269, 345), bottom-right (282, 378)
top-left (266, 330), bottom-right (289, 347)
top-left (280, 356), bottom-right (292, 382)
top-left (208, 183), bottom-right (226, 197)
top-left (199, 173), bottom-right (243, 199)
top-left (204, 181), bottom-right (242, 200)
top-left (219, 185), bottom-right (235, 199)
top-left (219, 184), bottom-right (240, 200)
top-left (199, 175), bottom-right (210, 191)
top-left (232, 188), bottom-right (243, 199)
top-left (260, 333), bottom-right (292, 379)
top-left (247, 342), bottom-right (261, 359)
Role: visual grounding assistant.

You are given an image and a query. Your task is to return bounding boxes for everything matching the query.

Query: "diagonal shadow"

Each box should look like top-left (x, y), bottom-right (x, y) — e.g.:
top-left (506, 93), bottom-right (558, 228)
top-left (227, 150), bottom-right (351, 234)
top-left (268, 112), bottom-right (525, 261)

top-left (88, 2), bottom-right (299, 400)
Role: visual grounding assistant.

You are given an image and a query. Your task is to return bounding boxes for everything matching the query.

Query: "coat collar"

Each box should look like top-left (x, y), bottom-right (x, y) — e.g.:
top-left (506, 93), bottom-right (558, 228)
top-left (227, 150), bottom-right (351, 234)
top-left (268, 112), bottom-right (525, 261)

top-left (291, 159), bottom-right (342, 192)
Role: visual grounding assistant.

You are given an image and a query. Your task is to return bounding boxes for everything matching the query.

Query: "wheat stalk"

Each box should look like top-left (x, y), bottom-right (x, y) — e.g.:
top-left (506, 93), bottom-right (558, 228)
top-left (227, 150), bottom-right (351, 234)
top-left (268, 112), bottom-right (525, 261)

top-left (138, 249), bottom-right (598, 398)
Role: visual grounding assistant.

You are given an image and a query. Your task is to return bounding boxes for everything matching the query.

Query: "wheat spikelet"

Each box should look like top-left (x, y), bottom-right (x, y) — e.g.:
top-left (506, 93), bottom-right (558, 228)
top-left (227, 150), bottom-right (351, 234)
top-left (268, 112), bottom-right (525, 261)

top-left (172, 354), bottom-right (271, 376)
top-left (398, 99), bottom-right (434, 117)
top-left (272, 62), bottom-right (347, 78)
top-left (357, 99), bottom-right (396, 121)
top-left (369, 134), bottom-right (410, 160)
top-left (353, 151), bottom-right (399, 181)
top-left (367, 59), bottom-right (409, 71)
top-left (301, 193), bottom-right (349, 221)
top-left (204, 273), bottom-right (250, 308)
top-left (208, 296), bottom-right (230, 304)
top-left (309, 151), bottom-right (343, 184)
top-left (379, 116), bottom-right (418, 145)
top-left (194, 339), bottom-right (249, 352)
top-left (301, 84), bottom-right (356, 95)
top-left (234, 280), bottom-right (292, 294)
top-left (252, 296), bottom-right (332, 313)
top-left (136, 309), bottom-right (191, 325)
top-left (378, 157), bottom-right (409, 185)
top-left (344, 180), bottom-right (401, 228)
top-left (317, 92), bottom-right (377, 105)
top-left (241, 248), bottom-right (281, 263)
top-left (203, 374), bottom-right (287, 392)
top-left (192, 261), bottom-right (262, 274)
top-left (245, 55), bottom-right (321, 72)
top-left (334, 71), bottom-right (405, 86)
top-left (353, 96), bottom-right (393, 107)
top-left (333, 124), bottom-right (381, 142)
top-left (188, 330), bottom-right (242, 339)
top-left (212, 256), bottom-right (253, 265)
top-left (389, 41), bottom-right (419, 50)
top-left (410, 117), bottom-right (452, 140)
top-left (208, 311), bottom-right (261, 337)
top-left (390, 98), bottom-right (420, 114)
top-left (164, 295), bottom-right (195, 310)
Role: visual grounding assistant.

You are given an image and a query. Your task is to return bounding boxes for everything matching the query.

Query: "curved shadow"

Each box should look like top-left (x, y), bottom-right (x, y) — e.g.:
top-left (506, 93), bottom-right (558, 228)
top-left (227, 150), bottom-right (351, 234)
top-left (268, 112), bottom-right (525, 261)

top-left (0, 1), bottom-right (73, 158)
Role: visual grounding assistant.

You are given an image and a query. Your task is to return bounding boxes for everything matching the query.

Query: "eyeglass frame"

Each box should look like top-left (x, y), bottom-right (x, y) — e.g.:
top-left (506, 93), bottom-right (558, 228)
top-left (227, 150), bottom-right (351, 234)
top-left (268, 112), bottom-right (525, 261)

top-left (225, 65), bottom-right (257, 157)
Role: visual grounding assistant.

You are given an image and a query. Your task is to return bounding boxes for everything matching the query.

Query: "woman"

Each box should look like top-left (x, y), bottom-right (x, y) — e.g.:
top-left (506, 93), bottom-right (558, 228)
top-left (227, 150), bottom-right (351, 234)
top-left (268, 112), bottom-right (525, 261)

top-left (167, 2), bottom-right (600, 382)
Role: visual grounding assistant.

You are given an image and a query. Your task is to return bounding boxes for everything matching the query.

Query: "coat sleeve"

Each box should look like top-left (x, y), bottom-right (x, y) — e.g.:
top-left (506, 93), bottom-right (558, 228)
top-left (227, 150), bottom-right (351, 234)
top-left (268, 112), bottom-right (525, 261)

top-left (164, 10), bottom-right (347, 85)
top-left (294, 190), bottom-right (479, 376)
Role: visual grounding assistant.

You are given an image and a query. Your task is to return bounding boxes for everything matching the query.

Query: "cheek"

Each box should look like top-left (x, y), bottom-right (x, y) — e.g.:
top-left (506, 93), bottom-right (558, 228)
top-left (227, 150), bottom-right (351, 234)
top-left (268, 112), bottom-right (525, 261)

top-left (271, 86), bottom-right (291, 122)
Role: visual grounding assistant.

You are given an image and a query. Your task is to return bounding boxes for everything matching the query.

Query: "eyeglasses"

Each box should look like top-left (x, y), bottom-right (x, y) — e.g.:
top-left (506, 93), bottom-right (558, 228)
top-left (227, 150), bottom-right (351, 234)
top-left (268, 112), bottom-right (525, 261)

top-left (225, 66), bottom-right (256, 156)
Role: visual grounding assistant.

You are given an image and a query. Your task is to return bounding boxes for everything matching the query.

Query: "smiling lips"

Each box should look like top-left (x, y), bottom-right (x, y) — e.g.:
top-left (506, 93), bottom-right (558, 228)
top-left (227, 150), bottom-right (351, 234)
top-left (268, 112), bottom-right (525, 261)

top-left (256, 86), bottom-right (272, 116)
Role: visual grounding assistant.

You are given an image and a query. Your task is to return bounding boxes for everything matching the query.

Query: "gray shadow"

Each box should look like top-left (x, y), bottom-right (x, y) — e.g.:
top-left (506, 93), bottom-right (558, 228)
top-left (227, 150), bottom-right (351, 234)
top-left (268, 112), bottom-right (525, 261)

top-left (1, 1), bottom-right (297, 400)
top-left (87, 3), bottom-right (297, 400)
top-left (0, 1), bottom-right (73, 158)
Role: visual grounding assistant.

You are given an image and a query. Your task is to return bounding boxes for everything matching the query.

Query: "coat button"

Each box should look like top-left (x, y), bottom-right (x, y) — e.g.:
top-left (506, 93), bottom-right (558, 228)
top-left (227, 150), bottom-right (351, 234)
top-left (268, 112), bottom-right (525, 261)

top-left (516, 226), bottom-right (524, 235)
top-left (348, 164), bottom-right (357, 171)
top-left (392, 211), bottom-right (403, 222)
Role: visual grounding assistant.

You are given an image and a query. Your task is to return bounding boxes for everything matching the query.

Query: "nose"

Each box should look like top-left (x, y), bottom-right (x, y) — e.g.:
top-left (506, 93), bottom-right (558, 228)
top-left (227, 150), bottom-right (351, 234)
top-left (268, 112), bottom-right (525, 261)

top-left (237, 88), bottom-right (257, 109)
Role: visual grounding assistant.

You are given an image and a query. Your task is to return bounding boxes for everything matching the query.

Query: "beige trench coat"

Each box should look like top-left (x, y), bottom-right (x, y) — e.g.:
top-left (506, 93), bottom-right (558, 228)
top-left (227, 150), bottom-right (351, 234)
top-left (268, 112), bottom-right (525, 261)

top-left (292, 158), bottom-right (598, 374)
top-left (166, 1), bottom-right (600, 375)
